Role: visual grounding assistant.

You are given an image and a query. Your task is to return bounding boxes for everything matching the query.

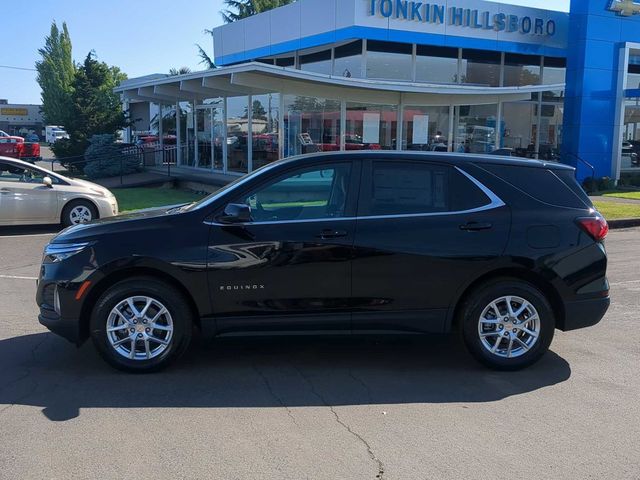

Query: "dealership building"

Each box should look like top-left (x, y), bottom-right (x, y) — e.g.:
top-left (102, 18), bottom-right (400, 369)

top-left (115, 0), bottom-right (640, 181)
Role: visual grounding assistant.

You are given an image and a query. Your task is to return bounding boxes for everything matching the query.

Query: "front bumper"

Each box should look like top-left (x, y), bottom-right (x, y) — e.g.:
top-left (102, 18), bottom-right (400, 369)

top-left (38, 305), bottom-right (81, 344)
top-left (560, 296), bottom-right (610, 331)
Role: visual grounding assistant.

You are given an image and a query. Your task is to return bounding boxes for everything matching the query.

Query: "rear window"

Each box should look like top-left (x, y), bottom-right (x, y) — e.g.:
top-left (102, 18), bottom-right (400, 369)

top-left (482, 164), bottom-right (591, 209)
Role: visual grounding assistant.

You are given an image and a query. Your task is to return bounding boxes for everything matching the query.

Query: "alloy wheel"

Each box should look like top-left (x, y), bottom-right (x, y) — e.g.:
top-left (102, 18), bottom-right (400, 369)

top-left (106, 296), bottom-right (174, 361)
top-left (477, 296), bottom-right (541, 359)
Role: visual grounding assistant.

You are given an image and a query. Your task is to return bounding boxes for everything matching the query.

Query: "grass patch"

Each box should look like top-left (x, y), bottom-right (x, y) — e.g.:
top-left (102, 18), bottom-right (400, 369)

top-left (113, 187), bottom-right (208, 212)
top-left (593, 201), bottom-right (640, 220)
top-left (602, 191), bottom-right (640, 200)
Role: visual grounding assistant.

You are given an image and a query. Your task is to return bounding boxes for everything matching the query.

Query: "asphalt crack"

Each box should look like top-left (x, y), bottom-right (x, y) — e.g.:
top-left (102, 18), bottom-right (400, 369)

top-left (252, 363), bottom-right (301, 429)
top-left (293, 366), bottom-right (385, 480)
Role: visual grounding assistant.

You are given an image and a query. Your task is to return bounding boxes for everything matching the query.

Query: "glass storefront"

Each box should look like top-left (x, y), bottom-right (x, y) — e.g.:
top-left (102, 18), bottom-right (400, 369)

top-left (226, 96), bottom-right (250, 174)
top-left (300, 49), bottom-right (332, 75)
top-left (284, 95), bottom-right (341, 157)
top-left (333, 41), bottom-right (362, 78)
top-left (346, 102), bottom-right (397, 150)
top-left (251, 93), bottom-right (281, 170)
top-left (461, 50), bottom-right (501, 87)
top-left (402, 106), bottom-right (450, 151)
top-left (454, 104), bottom-right (498, 153)
top-left (501, 102), bottom-right (537, 156)
top-left (366, 40), bottom-right (413, 82)
top-left (538, 101), bottom-right (563, 161)
top-left (415, 46), bottom-right (459, 84)
top-left (504, 54), bottom-right (541, 87)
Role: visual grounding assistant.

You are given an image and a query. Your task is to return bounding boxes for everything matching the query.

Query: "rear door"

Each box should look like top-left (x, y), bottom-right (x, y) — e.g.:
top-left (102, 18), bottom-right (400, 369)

top-left (351, 159), bottom-right (511, 333)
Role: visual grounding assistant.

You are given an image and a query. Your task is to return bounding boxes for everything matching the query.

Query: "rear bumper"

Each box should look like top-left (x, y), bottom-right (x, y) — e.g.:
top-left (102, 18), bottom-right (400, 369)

top-left (560, 296), bottom-right (610, 331)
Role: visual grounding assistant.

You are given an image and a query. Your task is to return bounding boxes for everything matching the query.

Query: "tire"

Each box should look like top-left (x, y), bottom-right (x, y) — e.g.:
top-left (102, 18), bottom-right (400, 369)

top-left (459, 278), bottom-right (555, 371)
top-left (62, 199), bottom-right (98, 227)
top-left (90, 277), bottom-right (193, 373)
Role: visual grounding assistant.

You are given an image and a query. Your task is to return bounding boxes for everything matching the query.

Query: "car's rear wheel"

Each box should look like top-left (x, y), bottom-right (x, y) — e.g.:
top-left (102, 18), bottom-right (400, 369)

top-left (62, 200), bottom-right (98, 227)
top-left (90, 277), bottom-right (193, 373)
top-left (460, 279), bottom-right (555, 370)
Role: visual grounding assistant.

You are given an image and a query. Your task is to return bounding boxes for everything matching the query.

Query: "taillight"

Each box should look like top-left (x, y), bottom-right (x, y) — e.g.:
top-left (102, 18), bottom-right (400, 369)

top-left (576, 216), bottom-right (609, 242)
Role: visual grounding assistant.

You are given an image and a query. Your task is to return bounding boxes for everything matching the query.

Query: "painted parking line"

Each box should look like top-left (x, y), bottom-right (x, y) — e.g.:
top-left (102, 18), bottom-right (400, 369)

top-left (0, 233), bottom-right (57, 239)
top-left (0, 275), bottom-right (38, 281)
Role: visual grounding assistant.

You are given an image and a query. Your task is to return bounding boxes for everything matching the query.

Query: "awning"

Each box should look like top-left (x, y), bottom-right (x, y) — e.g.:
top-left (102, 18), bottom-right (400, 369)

top-left (115, 62), bottom-right (565, 107)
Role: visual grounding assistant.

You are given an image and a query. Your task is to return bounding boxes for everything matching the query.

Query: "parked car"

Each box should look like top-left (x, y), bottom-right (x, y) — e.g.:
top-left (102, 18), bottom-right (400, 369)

top-left (0, 135), bottom-right (41, 162)
top-left (37, 152), bottom-right (609, 373)
top-left (0, 156), bottom-right (118, 227)
top-left (622, 141), bottom-right (639, 168)
top-left (25, 132), bottom-right (40, 143)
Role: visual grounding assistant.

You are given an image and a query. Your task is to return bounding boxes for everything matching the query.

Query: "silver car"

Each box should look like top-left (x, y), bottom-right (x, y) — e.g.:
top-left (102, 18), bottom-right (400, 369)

top-left (0, 156), bottom-right (118, 227)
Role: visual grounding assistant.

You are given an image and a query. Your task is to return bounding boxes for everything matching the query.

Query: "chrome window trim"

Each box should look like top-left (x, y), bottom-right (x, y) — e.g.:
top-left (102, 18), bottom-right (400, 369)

top-left (204, 166), bottom-right (504, 227)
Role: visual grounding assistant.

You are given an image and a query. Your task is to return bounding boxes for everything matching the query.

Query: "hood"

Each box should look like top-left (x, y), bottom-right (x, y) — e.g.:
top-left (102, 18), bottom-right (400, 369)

top-left (65, 177), bottom-right (114, 197)
top-left (51, 204), bottom-right (191, 243)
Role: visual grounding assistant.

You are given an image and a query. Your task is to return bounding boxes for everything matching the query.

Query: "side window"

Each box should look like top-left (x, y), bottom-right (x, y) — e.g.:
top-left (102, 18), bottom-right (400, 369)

top-left (238, 163), bottom-right (352, 223)
top-left (0, 162), bottom-right (28, 183)
top-left (361, 161), bottom-right (491, 216)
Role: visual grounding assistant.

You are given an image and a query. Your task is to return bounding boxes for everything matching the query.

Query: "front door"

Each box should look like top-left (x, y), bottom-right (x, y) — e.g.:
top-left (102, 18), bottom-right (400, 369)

top-left (207, 160), bottom-right (360, 334)
top-left (351, 159), bottom-right (511, 333)
top-left (0, 161), bottom-right (57, 224)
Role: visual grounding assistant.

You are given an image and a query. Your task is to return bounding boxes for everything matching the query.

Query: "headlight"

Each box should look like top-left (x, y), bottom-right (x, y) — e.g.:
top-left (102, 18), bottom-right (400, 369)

top-left (44, 242), bottom-right (93, 263)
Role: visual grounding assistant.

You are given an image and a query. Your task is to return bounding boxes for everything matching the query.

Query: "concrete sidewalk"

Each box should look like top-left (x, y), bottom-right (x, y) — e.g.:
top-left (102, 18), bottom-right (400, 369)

top-left (590, 195), bottom-right (640, 204)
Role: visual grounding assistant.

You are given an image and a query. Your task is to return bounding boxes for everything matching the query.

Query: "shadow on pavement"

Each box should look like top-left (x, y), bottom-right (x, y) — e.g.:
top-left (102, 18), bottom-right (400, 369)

top-left (0, 225), bottom-right (61, 236)
top-left (0, 333), bottom-right (571, 422)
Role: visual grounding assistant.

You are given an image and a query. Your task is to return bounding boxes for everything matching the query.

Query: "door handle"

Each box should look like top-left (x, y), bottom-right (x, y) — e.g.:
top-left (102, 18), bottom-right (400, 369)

top-left (459, 222), bottom-right (493, 232)
top-left (0, 188), bottom-right (10, 195)
top-left (316, 229), bottom-right (348, 239)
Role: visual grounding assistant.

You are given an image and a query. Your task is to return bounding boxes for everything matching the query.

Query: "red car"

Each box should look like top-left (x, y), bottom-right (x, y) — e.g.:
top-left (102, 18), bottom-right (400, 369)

top-left (0, 135), bottom-right (41, 162)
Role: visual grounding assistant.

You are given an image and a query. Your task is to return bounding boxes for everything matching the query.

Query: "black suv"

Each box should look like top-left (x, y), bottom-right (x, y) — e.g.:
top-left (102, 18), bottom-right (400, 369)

top-left (37, 152), bottom-right (610, 372)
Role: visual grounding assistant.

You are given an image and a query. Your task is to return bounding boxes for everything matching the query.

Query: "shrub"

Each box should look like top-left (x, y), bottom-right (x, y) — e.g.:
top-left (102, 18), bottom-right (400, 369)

top-left (83, 134), bottom-right (141, 179)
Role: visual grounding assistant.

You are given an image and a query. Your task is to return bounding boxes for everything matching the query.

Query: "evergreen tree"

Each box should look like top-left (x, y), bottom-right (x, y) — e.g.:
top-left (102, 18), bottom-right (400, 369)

top-left (222, 0), bottom-right (296, 23)
top-left (52, 52), bottom-right (129, 166)
top-left (35, 22), bottom-right (75, 125)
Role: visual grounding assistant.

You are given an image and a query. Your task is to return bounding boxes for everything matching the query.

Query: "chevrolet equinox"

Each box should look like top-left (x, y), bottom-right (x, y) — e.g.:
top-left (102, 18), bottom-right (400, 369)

top-left (37, 152), bottom-right (610, 372)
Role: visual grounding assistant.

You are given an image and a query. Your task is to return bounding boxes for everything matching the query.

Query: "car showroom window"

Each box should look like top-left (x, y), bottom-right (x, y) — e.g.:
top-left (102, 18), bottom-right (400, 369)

top-left (362, 162), bottom-right (491, 216)
top-left (238, 163), bottom-right (352, 223)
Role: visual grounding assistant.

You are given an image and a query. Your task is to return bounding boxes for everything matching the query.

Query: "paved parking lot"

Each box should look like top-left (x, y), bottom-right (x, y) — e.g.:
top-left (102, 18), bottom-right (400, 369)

top-left (0, 226), bottom-right (639, 479)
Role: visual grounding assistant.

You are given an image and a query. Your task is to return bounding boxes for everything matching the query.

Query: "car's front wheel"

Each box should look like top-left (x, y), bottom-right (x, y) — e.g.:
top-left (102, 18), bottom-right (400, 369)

top-left (90, 277), bottom-right (193, 373)
top-left (62, 200), bottom-right (98, 227)
top-left (460, 279), bottom-right (555, 370)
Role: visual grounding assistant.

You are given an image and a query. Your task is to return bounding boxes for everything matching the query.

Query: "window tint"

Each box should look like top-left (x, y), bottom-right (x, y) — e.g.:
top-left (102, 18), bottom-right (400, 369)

top-left (238, 163), bottom-right (351, 222)
top-left (482, 164), bottom-right (590, 208)
top-left (362, 162), bottom-right (490, 216)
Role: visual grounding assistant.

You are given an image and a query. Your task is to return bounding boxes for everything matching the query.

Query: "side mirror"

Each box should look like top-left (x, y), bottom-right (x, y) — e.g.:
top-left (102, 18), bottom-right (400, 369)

top-left (43, 176), bottom-right (53, 188)
top-left (218, 203), bottom-right (251, 224)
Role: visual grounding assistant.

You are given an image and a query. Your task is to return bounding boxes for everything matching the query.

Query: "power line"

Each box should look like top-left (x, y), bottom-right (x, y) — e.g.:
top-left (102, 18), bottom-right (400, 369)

top-left (0, 64), bottom-right (37, 72)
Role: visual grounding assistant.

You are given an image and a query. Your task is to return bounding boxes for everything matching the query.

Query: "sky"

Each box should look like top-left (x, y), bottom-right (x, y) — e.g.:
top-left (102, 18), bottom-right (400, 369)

top-left (0, 0), bottom-right (570, 105)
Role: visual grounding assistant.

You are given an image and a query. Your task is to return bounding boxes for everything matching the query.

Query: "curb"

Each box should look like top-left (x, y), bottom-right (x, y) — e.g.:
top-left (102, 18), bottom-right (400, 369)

top-left (608, 218), bottom-right (640, 229)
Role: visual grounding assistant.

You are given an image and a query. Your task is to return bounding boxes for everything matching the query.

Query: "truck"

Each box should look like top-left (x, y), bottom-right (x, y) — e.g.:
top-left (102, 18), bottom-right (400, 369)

top-left (45, 125), bottom-right (69, 144)
top-left (0, 135), bottom-right (41, 162)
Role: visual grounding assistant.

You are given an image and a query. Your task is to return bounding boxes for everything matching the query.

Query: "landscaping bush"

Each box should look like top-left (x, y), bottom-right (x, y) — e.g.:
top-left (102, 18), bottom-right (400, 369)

top-left (619, 172), bottom-right (640, 188)
top-left (83, 134), bottom-right (141, 179)
top-left (582, 176), bottom-right (616, 193)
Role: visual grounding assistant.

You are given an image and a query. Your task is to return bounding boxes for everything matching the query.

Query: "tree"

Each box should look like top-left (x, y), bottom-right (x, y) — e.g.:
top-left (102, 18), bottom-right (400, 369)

top-left (169, 66), bottom-right (192, 76)
top-left (35, 21), bottom-right (75, 125)
top-left (52, 52), bottom-right (129, 166)
top-left (196, 42), bottom-right (216, 69)
top-left (221, 0), bottom-right (296, 23)
top-left (242, 100), bottom-right (267, 120)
